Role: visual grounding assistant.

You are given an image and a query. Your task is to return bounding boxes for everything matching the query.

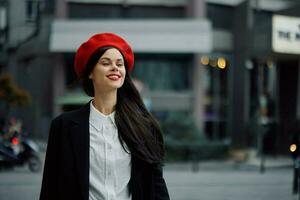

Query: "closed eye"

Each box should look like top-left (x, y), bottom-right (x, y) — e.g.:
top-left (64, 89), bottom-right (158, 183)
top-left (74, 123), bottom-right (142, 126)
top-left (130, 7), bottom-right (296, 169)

top-left (117, 63), bottom-right (124, 67)
top-left (102, 62), bottom-right (110, 66)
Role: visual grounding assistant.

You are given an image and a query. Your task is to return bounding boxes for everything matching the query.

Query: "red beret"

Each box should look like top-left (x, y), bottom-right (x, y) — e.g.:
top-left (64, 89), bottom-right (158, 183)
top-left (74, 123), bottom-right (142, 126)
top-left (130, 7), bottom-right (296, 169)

top-left (74, 32), bottom-right (134, 77)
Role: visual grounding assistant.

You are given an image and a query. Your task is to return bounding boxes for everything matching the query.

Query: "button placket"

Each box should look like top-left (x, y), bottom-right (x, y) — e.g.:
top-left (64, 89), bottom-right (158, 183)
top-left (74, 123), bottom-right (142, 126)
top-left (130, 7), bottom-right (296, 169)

top-left (91, 105), bottom-right (133, 200)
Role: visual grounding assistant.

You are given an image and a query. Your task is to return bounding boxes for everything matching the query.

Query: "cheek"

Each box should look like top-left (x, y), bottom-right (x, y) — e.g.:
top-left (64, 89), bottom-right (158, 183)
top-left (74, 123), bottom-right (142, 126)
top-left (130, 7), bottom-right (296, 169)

top-left (121, 68), bottom-right (126, 77)
top-left (119, 70), bottom-right (126, 84)
top-left (121, 77), bottom-right (125, 84)
top-left (91, 67), bottom-right (106, 79)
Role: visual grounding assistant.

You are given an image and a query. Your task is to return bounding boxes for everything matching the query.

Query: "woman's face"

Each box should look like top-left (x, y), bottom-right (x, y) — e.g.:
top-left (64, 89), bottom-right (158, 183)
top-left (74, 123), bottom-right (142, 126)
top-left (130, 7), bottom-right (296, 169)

top-left (89, 48), bottom-right (126, 93)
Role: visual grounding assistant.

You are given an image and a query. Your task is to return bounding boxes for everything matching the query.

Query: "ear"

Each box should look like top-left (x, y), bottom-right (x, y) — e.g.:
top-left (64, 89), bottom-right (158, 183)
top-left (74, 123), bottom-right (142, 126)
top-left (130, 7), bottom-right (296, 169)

top-left (89, 73), bottom-right (93, 79)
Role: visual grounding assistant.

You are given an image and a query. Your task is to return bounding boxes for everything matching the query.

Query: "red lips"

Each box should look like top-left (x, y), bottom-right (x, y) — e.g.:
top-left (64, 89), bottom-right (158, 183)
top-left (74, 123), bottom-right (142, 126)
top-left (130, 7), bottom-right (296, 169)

top-left (106, 74), bottom-right (121, 80)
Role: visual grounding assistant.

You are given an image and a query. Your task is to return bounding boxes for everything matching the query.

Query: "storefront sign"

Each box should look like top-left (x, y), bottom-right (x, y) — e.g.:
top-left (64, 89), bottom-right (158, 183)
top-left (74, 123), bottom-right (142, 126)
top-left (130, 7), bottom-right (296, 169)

top-left (272, 15), bottom-right (300, 54)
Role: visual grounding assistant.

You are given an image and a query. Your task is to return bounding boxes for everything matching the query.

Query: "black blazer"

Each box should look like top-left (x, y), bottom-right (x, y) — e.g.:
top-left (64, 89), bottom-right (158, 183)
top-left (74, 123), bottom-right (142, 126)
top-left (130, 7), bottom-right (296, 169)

top-left (39, 102), bottom-right (170, 200)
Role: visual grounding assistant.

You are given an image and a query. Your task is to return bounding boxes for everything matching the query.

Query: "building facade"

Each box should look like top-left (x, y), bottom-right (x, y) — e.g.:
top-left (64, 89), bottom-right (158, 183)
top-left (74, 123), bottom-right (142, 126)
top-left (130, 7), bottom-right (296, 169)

top-left (1, 0), bottom-right (300, 155)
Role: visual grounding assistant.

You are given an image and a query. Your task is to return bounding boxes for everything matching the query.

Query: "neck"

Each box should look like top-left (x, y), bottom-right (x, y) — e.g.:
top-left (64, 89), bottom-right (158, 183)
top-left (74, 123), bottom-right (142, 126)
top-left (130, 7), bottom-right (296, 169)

top-left (92, 90), bottom-right (117, 115)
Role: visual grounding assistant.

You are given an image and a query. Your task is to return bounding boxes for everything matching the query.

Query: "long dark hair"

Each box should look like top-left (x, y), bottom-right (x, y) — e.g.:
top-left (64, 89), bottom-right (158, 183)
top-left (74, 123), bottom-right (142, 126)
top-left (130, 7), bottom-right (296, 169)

top-left (81, 47), bottom-right (165, 164)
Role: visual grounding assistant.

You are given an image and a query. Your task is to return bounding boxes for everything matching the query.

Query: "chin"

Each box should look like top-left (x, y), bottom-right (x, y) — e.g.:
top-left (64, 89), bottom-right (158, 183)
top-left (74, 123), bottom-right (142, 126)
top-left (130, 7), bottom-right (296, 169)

top-left (109, 83), bottom-right (123, 89)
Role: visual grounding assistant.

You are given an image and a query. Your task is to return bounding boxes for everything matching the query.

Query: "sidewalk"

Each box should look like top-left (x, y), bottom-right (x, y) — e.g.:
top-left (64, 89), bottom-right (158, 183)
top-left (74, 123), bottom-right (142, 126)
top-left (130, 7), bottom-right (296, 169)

top-left (36, 139), bottom-right (293, 171)
top-left (164, 156), bottom-right (293, 172)
top-left (246, 155), bottom-right (293, 168)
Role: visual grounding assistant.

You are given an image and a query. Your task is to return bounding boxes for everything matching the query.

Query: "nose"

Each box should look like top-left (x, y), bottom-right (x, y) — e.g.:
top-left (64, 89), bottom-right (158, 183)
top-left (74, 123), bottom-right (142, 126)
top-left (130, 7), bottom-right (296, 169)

top-left (111, 63), bottom-right (119, 71)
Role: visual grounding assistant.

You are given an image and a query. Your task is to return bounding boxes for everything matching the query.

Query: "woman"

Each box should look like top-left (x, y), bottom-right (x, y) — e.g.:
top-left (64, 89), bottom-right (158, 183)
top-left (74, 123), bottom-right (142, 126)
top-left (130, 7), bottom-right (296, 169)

top-left (39, 33), bottom-right (170, 200)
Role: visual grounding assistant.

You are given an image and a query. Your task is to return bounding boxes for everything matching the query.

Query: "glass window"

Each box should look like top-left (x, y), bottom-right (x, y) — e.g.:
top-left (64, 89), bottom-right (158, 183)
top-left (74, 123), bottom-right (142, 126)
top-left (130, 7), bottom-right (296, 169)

top-left (127, 5), bottom-right (185, 19)
top-left (26, 0), bottom-right (43, 22)
top-left (44, 0), bottom-right (55, 14)
top-left (206, 4), bottom-right (234, 30)
top-left (202, 54), bottom-right (231, 141)
top-left (68, 3), bottom-right (122, 18)
top-left (132, 54), bottom-right (193, 91)
top-left (254, 10), bottom-right (272, 23)
top-left (68, 3), bottom-right (185, 19)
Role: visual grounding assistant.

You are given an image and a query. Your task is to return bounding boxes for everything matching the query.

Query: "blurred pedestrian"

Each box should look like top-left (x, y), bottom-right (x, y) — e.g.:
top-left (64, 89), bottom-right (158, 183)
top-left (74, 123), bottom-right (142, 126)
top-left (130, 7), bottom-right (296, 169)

top-left (39, 33), bottom-right (169, 200)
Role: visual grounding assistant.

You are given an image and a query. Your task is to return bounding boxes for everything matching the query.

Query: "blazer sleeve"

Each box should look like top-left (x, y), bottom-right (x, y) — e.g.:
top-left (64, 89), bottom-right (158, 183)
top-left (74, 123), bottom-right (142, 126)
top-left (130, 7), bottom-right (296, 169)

top-left (153, 163), bottom-right (170, 200)
top-left (39, 118), bottom-right (60, 200)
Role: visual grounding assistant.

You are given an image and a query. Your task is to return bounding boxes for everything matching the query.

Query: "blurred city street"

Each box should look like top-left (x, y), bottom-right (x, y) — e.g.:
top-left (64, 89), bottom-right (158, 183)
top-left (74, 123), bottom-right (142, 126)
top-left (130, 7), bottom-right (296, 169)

top-left (0, 153), bottom-right (295, 200)
top-left (1, 0), bottom-right (300, 200)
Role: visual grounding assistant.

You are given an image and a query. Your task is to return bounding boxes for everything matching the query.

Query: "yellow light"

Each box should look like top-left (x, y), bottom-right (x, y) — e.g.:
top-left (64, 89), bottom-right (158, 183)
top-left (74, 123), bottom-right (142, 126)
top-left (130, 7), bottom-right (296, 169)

top-left (217, 57), bottom-right (226, 69)
top-left (200, 56), bottom-right (209, 65)
top-left (290, 144), bottom-right (297, 152)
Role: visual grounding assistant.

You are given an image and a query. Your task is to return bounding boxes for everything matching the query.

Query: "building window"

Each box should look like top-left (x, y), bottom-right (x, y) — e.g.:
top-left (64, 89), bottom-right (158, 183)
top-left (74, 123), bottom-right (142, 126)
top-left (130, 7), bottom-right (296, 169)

top-left (68, 3), bottom-right (185, 19)
top-left (132, 54), bottom-right (193, 91)
top-left (68, 3), bottom-right (122, 19)
top-left (127, 5), bottom-right (185, 19)
top-left (202, 55), bottom-right (231, 141)
top-left (206, 4), bottom-right (234, 30)
top-left (26, 0), bottom-right (44, 23)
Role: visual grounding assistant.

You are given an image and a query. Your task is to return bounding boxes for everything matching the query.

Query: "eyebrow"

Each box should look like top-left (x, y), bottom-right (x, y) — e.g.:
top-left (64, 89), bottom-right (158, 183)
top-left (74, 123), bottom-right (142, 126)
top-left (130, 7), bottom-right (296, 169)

top-left (100, 57), bottom-right (124, 62)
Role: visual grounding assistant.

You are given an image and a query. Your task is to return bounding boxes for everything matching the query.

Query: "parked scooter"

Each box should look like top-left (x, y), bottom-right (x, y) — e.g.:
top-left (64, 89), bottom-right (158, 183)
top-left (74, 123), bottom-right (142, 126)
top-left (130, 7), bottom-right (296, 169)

top-left (0, 131), bottom-right (42, 172)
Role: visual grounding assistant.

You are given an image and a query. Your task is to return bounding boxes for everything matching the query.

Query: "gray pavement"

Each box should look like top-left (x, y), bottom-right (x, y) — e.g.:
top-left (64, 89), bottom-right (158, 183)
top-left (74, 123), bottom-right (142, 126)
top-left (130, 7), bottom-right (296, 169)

top-left (0, 154), bottom-right (296, 200)
top-left (165, 167), bottom-right (294, 200)
top-left (0, 167), bottom-right (42, 200)
top-left (0, 141), bottom-right (295, 200)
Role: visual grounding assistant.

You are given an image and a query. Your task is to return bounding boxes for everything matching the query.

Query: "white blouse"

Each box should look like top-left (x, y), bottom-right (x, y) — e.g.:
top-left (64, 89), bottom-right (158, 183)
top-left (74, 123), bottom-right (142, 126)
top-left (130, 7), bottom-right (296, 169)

top-left (89, 101), bottom-right (132, 200)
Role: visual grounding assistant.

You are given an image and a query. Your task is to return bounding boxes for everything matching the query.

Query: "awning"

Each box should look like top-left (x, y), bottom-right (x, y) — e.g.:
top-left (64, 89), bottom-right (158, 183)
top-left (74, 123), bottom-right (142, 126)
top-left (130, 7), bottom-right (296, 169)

top-left (49, 19), bottom-right (212, 53)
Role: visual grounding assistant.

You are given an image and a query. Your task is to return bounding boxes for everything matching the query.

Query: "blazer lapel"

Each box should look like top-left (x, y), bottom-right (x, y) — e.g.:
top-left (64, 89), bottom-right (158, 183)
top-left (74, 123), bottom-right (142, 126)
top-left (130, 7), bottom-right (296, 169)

top-left (69, 102), bottom-right (90, 200)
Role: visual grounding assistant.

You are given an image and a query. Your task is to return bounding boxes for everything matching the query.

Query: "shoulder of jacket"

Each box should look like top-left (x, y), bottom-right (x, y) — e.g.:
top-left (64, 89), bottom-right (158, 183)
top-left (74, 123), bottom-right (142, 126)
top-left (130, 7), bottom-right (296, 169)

top-left (51, 108), bottom-right (85, 124)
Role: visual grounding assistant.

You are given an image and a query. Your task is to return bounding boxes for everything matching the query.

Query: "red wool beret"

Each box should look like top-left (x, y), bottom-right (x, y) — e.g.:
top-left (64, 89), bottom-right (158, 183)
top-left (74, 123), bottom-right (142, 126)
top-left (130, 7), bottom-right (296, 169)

top-left (74, 32), bottom-right (134, 77)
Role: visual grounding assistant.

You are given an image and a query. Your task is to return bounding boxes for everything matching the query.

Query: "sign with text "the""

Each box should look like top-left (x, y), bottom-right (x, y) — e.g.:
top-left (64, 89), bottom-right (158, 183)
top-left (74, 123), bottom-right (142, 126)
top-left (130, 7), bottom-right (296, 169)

top-left (272, 15), bottom-right (300, 55)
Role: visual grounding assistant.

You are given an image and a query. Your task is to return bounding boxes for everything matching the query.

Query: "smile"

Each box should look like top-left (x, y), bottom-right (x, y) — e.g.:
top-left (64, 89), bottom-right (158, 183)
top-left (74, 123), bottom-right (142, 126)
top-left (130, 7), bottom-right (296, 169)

top-left (107, 74), bottom-right (121, 80)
